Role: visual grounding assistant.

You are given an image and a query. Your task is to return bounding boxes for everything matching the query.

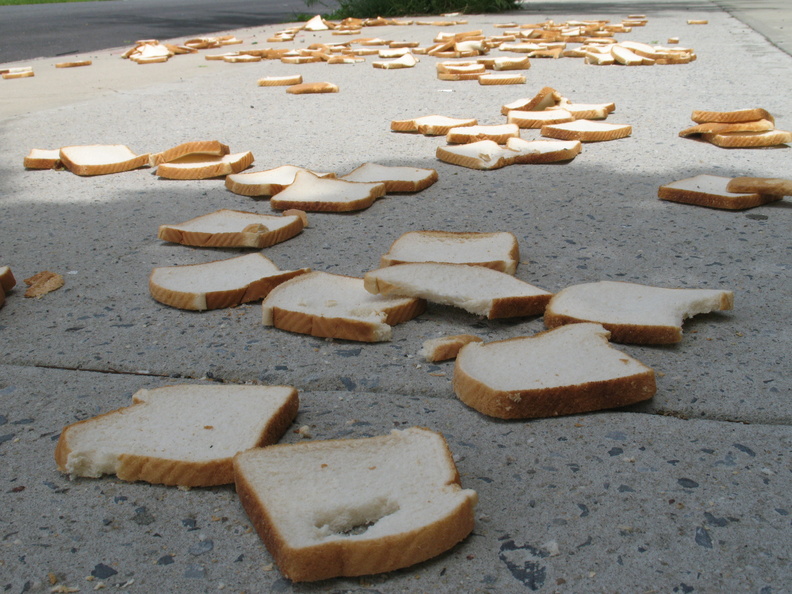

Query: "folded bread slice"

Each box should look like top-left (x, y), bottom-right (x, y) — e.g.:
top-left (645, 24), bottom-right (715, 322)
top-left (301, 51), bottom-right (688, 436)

top-left (225, 165), bottom-right (336, 197)
top-left (380, 230), bottom-right (519, 274)
top-left (150, 253), bottom-right (309, 310)
top-left (157, 209), bottom-right (306, 248)
top-left (59, 144), bottom-right (150, 176)
top-left (270, 171), bottom-right (386, 212)
top-left (156, 151), bottom-right (254, 179)
top-left (453, 323), bottom-right (655, 419)
top-left (55, 384), bottom-right (298, 486)
top-left (658, 174), bottom-right (781, 210)
top-left (262, 271), bottom-right (425, 342)
top-left (340, 162), bottom-right (438, 193)
top-left (233, 427), bottom-right (477, 582)
top-left (544, 280), bottom-right (734, 343)
top-left (364, 262), bottom-right (552, 319)
top-left (500, 86), bottom-right (562, 115)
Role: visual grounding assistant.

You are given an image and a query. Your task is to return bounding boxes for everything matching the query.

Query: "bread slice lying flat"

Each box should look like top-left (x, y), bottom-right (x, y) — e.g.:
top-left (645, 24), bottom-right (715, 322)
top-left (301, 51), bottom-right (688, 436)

top-left (701, 129), bottom-right (792, 148)
top-left (150, 253), bottom-right (309, 310)
top-left (678, 119), bottom-right (775, 137)
top-left (225, 165), bottom-right (336, 197)
top-left (506, 138), bottom-right (582, 163)
top-left (262, 271), bottom-right (425, 342)
top-left (258, 74), bottom-right (303, 86)
top-left (391, 115), bottom-right (478, 135)
top-left (541, 120), bottom-right (631, 142)
top-left (233, 427), bottom-right (477, 582)
top-left (364, 263), bottom-right (552, 319)
top-left (157, 209), bottom-right (306, 248)
top-left (59, 144), bottom-right (150, 176)
top-left (24, 148), bottom-right (62, 169)
top-left (544, 280), bottom-right (734, 343)
top-left (446, 124), bottom-right (520, 144)
top-left (659, 174), bottom-right (781, 210)
top-left (286, 82), bottom-right (339, 94)
top-left (270, 171), bottom-right (386, 212)
top-left (421, 334), bottom-right (482, 361)
top-left (380, 230), bottom-right (519, 274)
top-left (55, 384), bottom-right (298, 486)
top-left (549, 101), bottom-right (616, 120)
top-left (726, 176), bottom-right (792, 196)
top-left (507, 109), bottom-right (574, 128)
top-left (149, 140), bottom-right (230, 166)
top-left (691, 108), bottom-right (774, 124)
top-left (156, 151), bottom-right (254, 179)
top-left (436, 140), bottom-right (513, 170)
top-left (453, 323), bottom-right (656, 419)
top-left (341, 162), bottom-right (438, 193)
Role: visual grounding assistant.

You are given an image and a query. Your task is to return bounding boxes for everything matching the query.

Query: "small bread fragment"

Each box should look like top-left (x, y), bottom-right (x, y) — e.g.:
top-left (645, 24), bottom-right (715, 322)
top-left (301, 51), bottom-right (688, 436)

top-left (701, 130), bottom-right (792, 148)
top-left (726, 176), bottom-right (792, 196)
top-left (507, 109), bottom-right (574, 128)
top-left (659, 174), bottom-right (780, 210)
top-left (55, 384), bottom-right (299, 487)
top-left (225, 165), bottom-right (336, 197)
top-left (391, 115), bottom-right (478, 135)
top-left (341, 163), bottom-right (438, 193)
top-left (149, 253), bottom-right (309, 311)
top-left (286, 82), bottom-right (339, 94)
top-left (258, 74), bottom-right (303, 86)
top-left (436, 140), bottom-right (513, 170)
top-left (24, 148), bottom-right (62, 169)
top-left (270, 171), bottom-right (386, 212)
top-left (548, 101), bottom-right (615, 120)
top-left (544, 280), bottom-right (734, 344)
top-left (150, 140), bottom-right (230, 166)
top-left (453, 323), bottom-right (656, 419)
top-left (381, 230), bottom-right (520, 274)
top-left (2, 67), bottom-right (34, 79)
top-left (420, 334), bottom-right (483, 361)
top-left (691, 108), bottom-right (774, 124)
top-left (156, 151), bottom-right (254, 179)
top-left (23, 271), bottom-right (64, 298)
top-left (158, 209), bottom-right (305, 248)
top-left (541, 120), bottom-right (631, 142)
top-left (446, 124), bottom-right (520, 144)
top-left (59, 144), bottom-right (150, 176)
top-left (678, 119), bottom-right (775, 137)
top-left (233, 427), bottom-right (477, 582)
top-left (364, 262), bottom-right (552, 319)
top-left (262, 271), bottom-right (425, 342)
top-left (506, 137), bottom-right (583, 163)
top-left (55, 60), bottom-right (92, 68)
top-left (0, 266), bottom-right (16, 308)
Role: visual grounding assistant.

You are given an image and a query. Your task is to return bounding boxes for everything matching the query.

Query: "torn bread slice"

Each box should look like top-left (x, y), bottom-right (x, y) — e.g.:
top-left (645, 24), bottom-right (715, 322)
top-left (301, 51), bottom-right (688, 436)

top-left (544, 280), bottom-right (734, 344)
top-left (391, 115), bottom-right (478, 135)
top-left (59, 144), bottom-right (150, 176)
top-left (233, 427), bottom-right (477, 582)
top-left (149, 253), bottom-right (309, 311)
top-left (270, 171), bottom-right (386, 212)
top-left (364, 262), bottom-right (552, 319)
top-left (225, 165), bottom-right (336, 197)
top-left (55, 384), bottom-right (298, 487)
top-left (446, 124), bottom-right (520, 144)
top-left (156, 151), bottom-right (254, 180)
top-left (506, 137), bottom-right (582, 163)
top-left (453, 323), bottom-right (656, 419)
top-left (150, 140), bottom-right (230, 166)
top-left (658, 174), bottom-right (780, 210)
top-left (341, 163), bottom-right (438, 193)
top-left (691, 108), bottom-right (774, 124)
top-left (500, 86), bottom-right (563, 115)
top-left (262, 271), bottom-right (425, 342)
top-left (726, 176), bottom-right (792, 196)
top-left (436, 140), bottom-right (513, 170)
top-left (24, 148), bottom-right (62, 169)
top-left (507, 109), bottom-right (574, 129)
top-left (380, 230), bottom-right (519, 273)
top-left (157, 209), bottom-right (306, 248)
top-left (541, 120), bottom-right (631, 142)
top-left (701, 130), bottom-right (792, 148)
top-left (420, 334), bottom-right (483, 362)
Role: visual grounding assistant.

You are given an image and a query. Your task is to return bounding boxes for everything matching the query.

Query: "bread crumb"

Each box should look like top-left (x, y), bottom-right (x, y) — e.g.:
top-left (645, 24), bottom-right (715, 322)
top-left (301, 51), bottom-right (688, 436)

top-left (24, 271), bottom-right (64, 298)
top-left (296, 425), bottom-right (312, 438)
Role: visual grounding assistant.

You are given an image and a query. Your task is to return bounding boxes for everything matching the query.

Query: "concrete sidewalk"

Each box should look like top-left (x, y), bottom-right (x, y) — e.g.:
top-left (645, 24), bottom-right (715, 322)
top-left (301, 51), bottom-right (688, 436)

top-left (1, 1), bottom-right (790, 592)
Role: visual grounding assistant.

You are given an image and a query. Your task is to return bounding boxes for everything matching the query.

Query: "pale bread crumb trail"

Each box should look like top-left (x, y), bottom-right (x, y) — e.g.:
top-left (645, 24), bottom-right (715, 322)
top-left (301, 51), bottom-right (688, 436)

top-left (23, 271), bottom-right (64, 298)
top-left (420, 334), bottom-right (483, 362)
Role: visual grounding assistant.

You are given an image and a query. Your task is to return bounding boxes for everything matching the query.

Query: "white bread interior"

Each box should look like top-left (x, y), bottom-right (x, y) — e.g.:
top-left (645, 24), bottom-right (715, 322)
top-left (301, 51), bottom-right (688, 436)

top-left (225, 165), bottom-right (336, 197)
top-left (340, 162), bottom-right (438, 193)
top-left (270, 171), bottom-right (386, 212)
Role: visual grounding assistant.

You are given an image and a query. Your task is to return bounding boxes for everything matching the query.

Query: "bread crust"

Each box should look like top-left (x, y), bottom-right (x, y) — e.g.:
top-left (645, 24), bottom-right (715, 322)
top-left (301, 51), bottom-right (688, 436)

top-left (691, 108), bottom-right (774, 124)
top-left (658, 183), bottom-right (779, 210)
top-left (543, 311), bottom-right (684, 343)
top-left (157, 210), bottom-right (305, 248)
top-left (541, 121), bottom-right (631, 142)
top-left (59, 145), bottom-right (150, 176)
top-left (726, 177), bottom-right (792, 196)
top-left (150, 140), bottom-right (230, 166)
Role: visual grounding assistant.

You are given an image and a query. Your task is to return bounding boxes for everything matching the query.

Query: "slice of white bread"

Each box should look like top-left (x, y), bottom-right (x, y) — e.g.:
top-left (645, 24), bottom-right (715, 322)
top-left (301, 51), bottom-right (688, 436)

top-left (391, 115), bottom-right (478, 135)
top-left (658, 174), bottom-right (780, 210)
top-left (156, 151), bottom-right (254, 180)
top-left (678, 119), bottom-right (775, 137)
top-left (691, 108), bottom-right (774, 124)
top-left (364, 262), bottom-right (552, 319)
top-left (286, 82), bottom-right (339, 94)
top-left (548, 101), bottom-right (616, 120)
top-left (445, 124), bottom-right (520, 144)
top-left (452, 323), bottom-right (655, 419)
top-left (478, 73), bottom-right (526, 85)
top-left (500, 86), bottom-right (562, 115)
top-left (0, 266), bottom-right (16, 308)
top-left (24, 148), bottom-right (62, 169)
top-left (258, 74), bottom-right (303, 86)
top-left (726, 176), bottom-right (792, 196)
top-left (55, 384), bottom-right (298, 486)
top-left (436, 140), bottom-right (513, 170)
top-left (544, 280), bottom-right (734, 343)
top-left (233, 427), bottom-right (477, 582)
top-left (262, 271), bottom-right (425, 342)
top-left (270, 171), bottom-right (386, 212)
top-left (506, 137), bottom-right (582, 163)
top-left (507, 109), bottom-right (574, 129)
top-left (420, 334), bottom-right (483, 361)
top-left (380, 230), bottom-right (519, 274)
top-left (59, 144), bottom-right (150, 176)
top-left (701, 130), bottom-right (792, 148)
top-left (157, 209), bottom-right (306, 248)
top-left (149, 140), bottom-right (230, 166)
top-left (541, 120), bottom-right (631, 142)
top-left (372, 53), bottom-right (418, 69)
top-left (340, 163), bottom-right (438, 193)
top-left (150, 253), bottom-right (309, 311)
top-left (225, 165), bottom-right (336, 197)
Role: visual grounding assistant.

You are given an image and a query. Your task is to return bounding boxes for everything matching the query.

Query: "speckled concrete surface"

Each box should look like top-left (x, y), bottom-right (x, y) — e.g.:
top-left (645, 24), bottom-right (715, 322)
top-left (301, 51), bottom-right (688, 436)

top-left (1, 1), bottom-right (791, 591)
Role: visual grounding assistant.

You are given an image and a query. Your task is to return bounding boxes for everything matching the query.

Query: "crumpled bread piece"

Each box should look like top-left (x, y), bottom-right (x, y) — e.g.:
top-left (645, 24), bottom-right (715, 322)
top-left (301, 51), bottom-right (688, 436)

top-left (59, 144), bottom-right (150, 176)
top-left (270, 171), bottom-right (386, 212)
top-left (659, 174), bottom-right (781, 210)
top-left (23, 271), bottom-right (64, 298)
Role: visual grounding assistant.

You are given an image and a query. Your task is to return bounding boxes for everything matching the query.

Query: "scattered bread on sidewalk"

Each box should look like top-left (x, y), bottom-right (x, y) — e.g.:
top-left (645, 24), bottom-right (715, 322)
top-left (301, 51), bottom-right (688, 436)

top-left (340, 162), bottom-right (438, 193)
top-left (658, 174), bottom-right (782, 209)
top-left (541, 120), bottom-right (631, 142)
top-left (225, 165), bottom-right (336, 197)
top-left (233, 427), bottom-right (477, 582)
top-left (543, 280), bottom-right (734, 343)
top-left (149, 253), bottom-right (309, 311)
top-left (420, 334), bottom-right (483, 361)
top-left (726, 176), bottom-right (792, 196)
top-left (269, 171), bottom-right (386, 212)
top-left (452, 323), bottom-right (656, 419)
top-left (23, 271), bottom-right (64, 298)
top-left (23, 148), bottom-right (62, 169)
top-left (262, 271), bottom-right (425, 342)
top-left (59, 144), bottom-right (150, 176)
top-left (156, 151), bottom-right (254, 179)
top-left (55, 384), bottom-right (299, 487)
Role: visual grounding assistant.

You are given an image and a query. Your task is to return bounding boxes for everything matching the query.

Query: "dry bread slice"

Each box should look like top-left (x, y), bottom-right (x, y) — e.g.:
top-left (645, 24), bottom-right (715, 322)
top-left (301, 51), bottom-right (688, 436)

top-left (541, 120), bottom-right (631, 142)
top-left (372, 53), bottom-right (418, 69)
top-left (544, 280), bottom-right (734, 343)
top-left (453, 323), bottom-right (656, 419)
top-left (150, 140), bottom-right (230, 166)
top-left (24, 148), bottom-right (62, 169)
top-left (55, 384), bottom-right (298, 487)
top-left (658, 174), bottom-right (780, 210)
top-left (286, 82), bottom-right (339, 94)
top-left (701, 130), bottom-right (792, 148)
top-left (225, 165), bottom-right (336, 197)
top-left (506, 138), bottom-right (582, 163)
top-left (380, 230), bottom-right (520, 274)
top-left (364, 262), bottom-right (552, 319)
top-left (23, 271), bottom-right (64, 298)
top-left (258, 74), bottom-right (303, 86)
top-left (446, 124), bottom-right (520, 144)
top-left (233, 427), bottom-right (477, 582)
top-left (436, 140), bottom-right (513, 170)
top-left (391, 115), bottom-right (478, 135)
top-left (59, 144), bottom-right (150, 176)
top-left (691, 108), bottom-right (774, 124)
top-left (270, 171), bottom-right (386, 212)
top-left (420, 334), bottom-right (483, 362)
top-left (262, 271), bottom-right (425, 342)
top-left (726, 176), bottom-right (792, 196)
top-left (548, 101), bottom-right (616, 120)
top-left (340, 163), bottom-right (438, 193)
top-left (157, 209), bottom-right (306, 248)
top-left (478, 73), bottom-right (526, 85)
top-left (507, 109), bottom-right (574, 128)
top-left (156, 151), bottom-right (254, 180)
top-left (150, 253), bottom-right (309, 311)
top-left (678, 119), bottom-right (776, 137)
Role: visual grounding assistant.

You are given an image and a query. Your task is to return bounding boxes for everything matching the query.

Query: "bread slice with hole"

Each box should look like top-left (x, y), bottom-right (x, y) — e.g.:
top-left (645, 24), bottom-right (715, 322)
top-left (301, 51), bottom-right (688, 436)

top-left (544, 280), bottom-right (734, 343)
top-left (269, 171), bottom-right (386, 212)
top-left (364, 262), bottom-right (552, 319)
top-left (659, 174), bottom-right (781, 209)
top-left (233, 427), bottom-right (477, 582)
top-left (380, 230), bottom-right (520, 274)
top-left (55, 384), bottom-right (298, 487)
top-left (340, 163), bottom-right (438, 193)
top-left (225, 165), bottom-right (336, 197)
top-left (157, 209), bottom-right (306, 248)
top-left (150, 253), bottom-right (309, 311)
top-left (59, 144), bottom-right (150, 176)
top-left (453, 323), bottom-right (656, 419)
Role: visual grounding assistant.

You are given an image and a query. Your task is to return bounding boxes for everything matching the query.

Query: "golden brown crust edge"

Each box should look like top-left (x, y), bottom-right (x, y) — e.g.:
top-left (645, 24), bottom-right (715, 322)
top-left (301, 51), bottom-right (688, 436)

top-left (657, 186), bottom-right (779, 210)
top-left (59, 152), bottom-right (150, 176)
top-left (488, 294), bottom-right (552, 319)
top-left (157, 216), bottom-right (304, 248)
top-left (543, 312), bottom-right (683, 344)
